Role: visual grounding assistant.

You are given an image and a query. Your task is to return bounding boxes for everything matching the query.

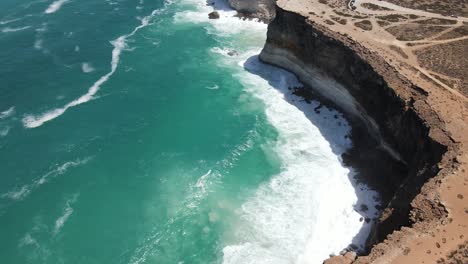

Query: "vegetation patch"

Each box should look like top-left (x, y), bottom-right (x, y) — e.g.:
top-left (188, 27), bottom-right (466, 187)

top-left (416, 39), bottom-right (468, 95)
top-left (331, 15), bottom-right (347, 25)
top-left (415, 18), bottom-right (457, 25)
top-left (386, 24), bottom-right (447, 41)
top-left (389, 45), bottom-right (409, 59)
top-left (355, 20), bottom-right (373, 31)
top-left (385, 0), bottom-right (468, 17)
top-left (377, 20), bottom-right (391, 27)
top-left (377, 14), bottom-right (408, 22)
top-left (435, 25), bottom-right (468, 40)
top-left (361, 3), bottom-right (393, 11)
top-left (333, 9), bottom-right (353, 17)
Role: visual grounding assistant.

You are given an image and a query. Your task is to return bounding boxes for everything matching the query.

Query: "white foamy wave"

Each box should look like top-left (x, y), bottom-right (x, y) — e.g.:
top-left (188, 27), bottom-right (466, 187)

top-left (34, 24), bottom-right (47, 50)
top-left (195, 169), bottom-right (212, 189)
top-left (206, 84), bottom-right (219, 90)
top-left (44, 0), bottom-right (69, 14)
top-left (54, 194), bottom-right (78, 235)
top-left (1, 26), bottom-right (31, 33)
top-left (2, 158), bottom-right (90, 201)
top-left (0, 17), bottom-right (23, 25)
top-left (19, 233), bottom-right (38, 247)
top-left (187, 169), bottom-right (215, 207)
top-left (0, 106), bottom-right (14, 119)
top-left (174, 0), bottom-right (267, 37)
top-left (81, 62), bottom-right (95, 73)
top-left (0, 126), bottom-right (10, 137)
top-left (221, 54), bottom-right (380, 264)
top-left (23, 5), bottom-right (170, 128)
top-left (34, 39), bottom-right (43, 50)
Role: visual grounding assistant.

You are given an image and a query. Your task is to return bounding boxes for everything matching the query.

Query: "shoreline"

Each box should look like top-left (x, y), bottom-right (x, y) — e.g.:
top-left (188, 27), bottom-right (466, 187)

top-left (225, 0), bottom-right (467, 263)
top-left (204, 0), bottom-right (384, 260)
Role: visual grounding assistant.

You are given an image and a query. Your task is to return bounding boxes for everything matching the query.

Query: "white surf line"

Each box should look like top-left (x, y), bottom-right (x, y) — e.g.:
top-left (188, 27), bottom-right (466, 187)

top-left (0, 17), bottom-right (23, 25)
top-left (44, 0), bottom-right (70, 14)
top-left (53, 193), bottom-right (79, 235)
top-left (1, 158), bottom-right (90, 201)
top-left (0, 106), bottom-right (15, 119)
top-left (22, 7), bottom-right (166, 128)
top-left (1, 26), bottom-right (31, 33)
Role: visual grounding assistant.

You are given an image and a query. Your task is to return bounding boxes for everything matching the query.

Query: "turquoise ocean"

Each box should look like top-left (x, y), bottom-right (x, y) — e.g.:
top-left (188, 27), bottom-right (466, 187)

top-left (0, 0), bottom-right (379, 263)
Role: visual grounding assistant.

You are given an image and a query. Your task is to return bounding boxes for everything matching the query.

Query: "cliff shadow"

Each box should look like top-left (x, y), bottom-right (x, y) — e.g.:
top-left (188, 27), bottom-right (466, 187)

top-left (205, 0), bottom-right (234, 12)
top-left (243, 55), bottom-right (381, 254)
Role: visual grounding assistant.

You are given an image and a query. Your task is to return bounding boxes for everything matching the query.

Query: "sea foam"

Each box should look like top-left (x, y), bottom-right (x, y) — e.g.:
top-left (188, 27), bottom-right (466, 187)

top-left (81, 62), bottom-right (95, 73)
top-left (0, 107), bottom-right (14, 119)
top-left (23, 6), bottom-right (167, 128)
top-left (44, 0), bottom-right (70, 14)
top-left (0, 126), bottom-right (10, 137)
top-left (1, 26), bottom-right (31, 33)
top-left (53, 194), bottom-right (79, 235)
top-left (2, 158), bottom-right (90, 201)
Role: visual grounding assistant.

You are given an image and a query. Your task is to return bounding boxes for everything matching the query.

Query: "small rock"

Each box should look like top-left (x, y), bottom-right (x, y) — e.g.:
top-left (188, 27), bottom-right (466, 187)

top-left (208, 11), bottom-right (220, 19)
top-left (227, 50), bottom-right (238, 56)
top-left (344, 251), bottom-right (357, 260)
top-left (403, 247), bottom-right (411, 255)
top-left (360, 204), bottom-right (369, 212)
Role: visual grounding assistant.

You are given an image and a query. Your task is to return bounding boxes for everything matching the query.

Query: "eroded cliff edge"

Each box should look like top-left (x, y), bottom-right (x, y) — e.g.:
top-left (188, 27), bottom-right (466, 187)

top-left (229, 0), bottom-right (468, 262)
top-left (227, 0), bottom-right (276, 22)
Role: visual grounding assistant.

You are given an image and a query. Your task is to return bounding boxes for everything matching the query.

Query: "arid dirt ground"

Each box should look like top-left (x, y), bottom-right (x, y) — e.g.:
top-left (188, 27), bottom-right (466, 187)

top-left (277, 0), bottom-right (468, 263)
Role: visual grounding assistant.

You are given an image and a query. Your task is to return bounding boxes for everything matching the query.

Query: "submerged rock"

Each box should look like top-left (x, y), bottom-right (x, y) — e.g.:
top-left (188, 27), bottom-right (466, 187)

top-left (227, 50), bottom-right (239, 56)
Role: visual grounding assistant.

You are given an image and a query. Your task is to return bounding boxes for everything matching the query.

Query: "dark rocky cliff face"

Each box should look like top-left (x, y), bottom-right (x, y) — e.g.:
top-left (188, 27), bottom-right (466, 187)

top-left (259, 6), bottom-right (451, 250)
top-left (227, 0), bottom-right (277, 22)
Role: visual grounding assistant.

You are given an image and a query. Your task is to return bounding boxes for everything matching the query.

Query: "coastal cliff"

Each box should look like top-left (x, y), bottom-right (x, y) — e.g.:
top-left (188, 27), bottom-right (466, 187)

top-left (227, 0), bottom-right (467, 262)
top-left (257, 4), bottom-right (460, 263)
top-left (227, 0), bottom-right (276, 22)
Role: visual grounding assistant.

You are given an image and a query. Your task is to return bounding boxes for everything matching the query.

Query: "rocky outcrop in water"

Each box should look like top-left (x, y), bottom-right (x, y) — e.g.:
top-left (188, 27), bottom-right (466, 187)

top-left (227, 0), bottom-right (276, 22)
top-left (259, 4), bottom-right (458, 262)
